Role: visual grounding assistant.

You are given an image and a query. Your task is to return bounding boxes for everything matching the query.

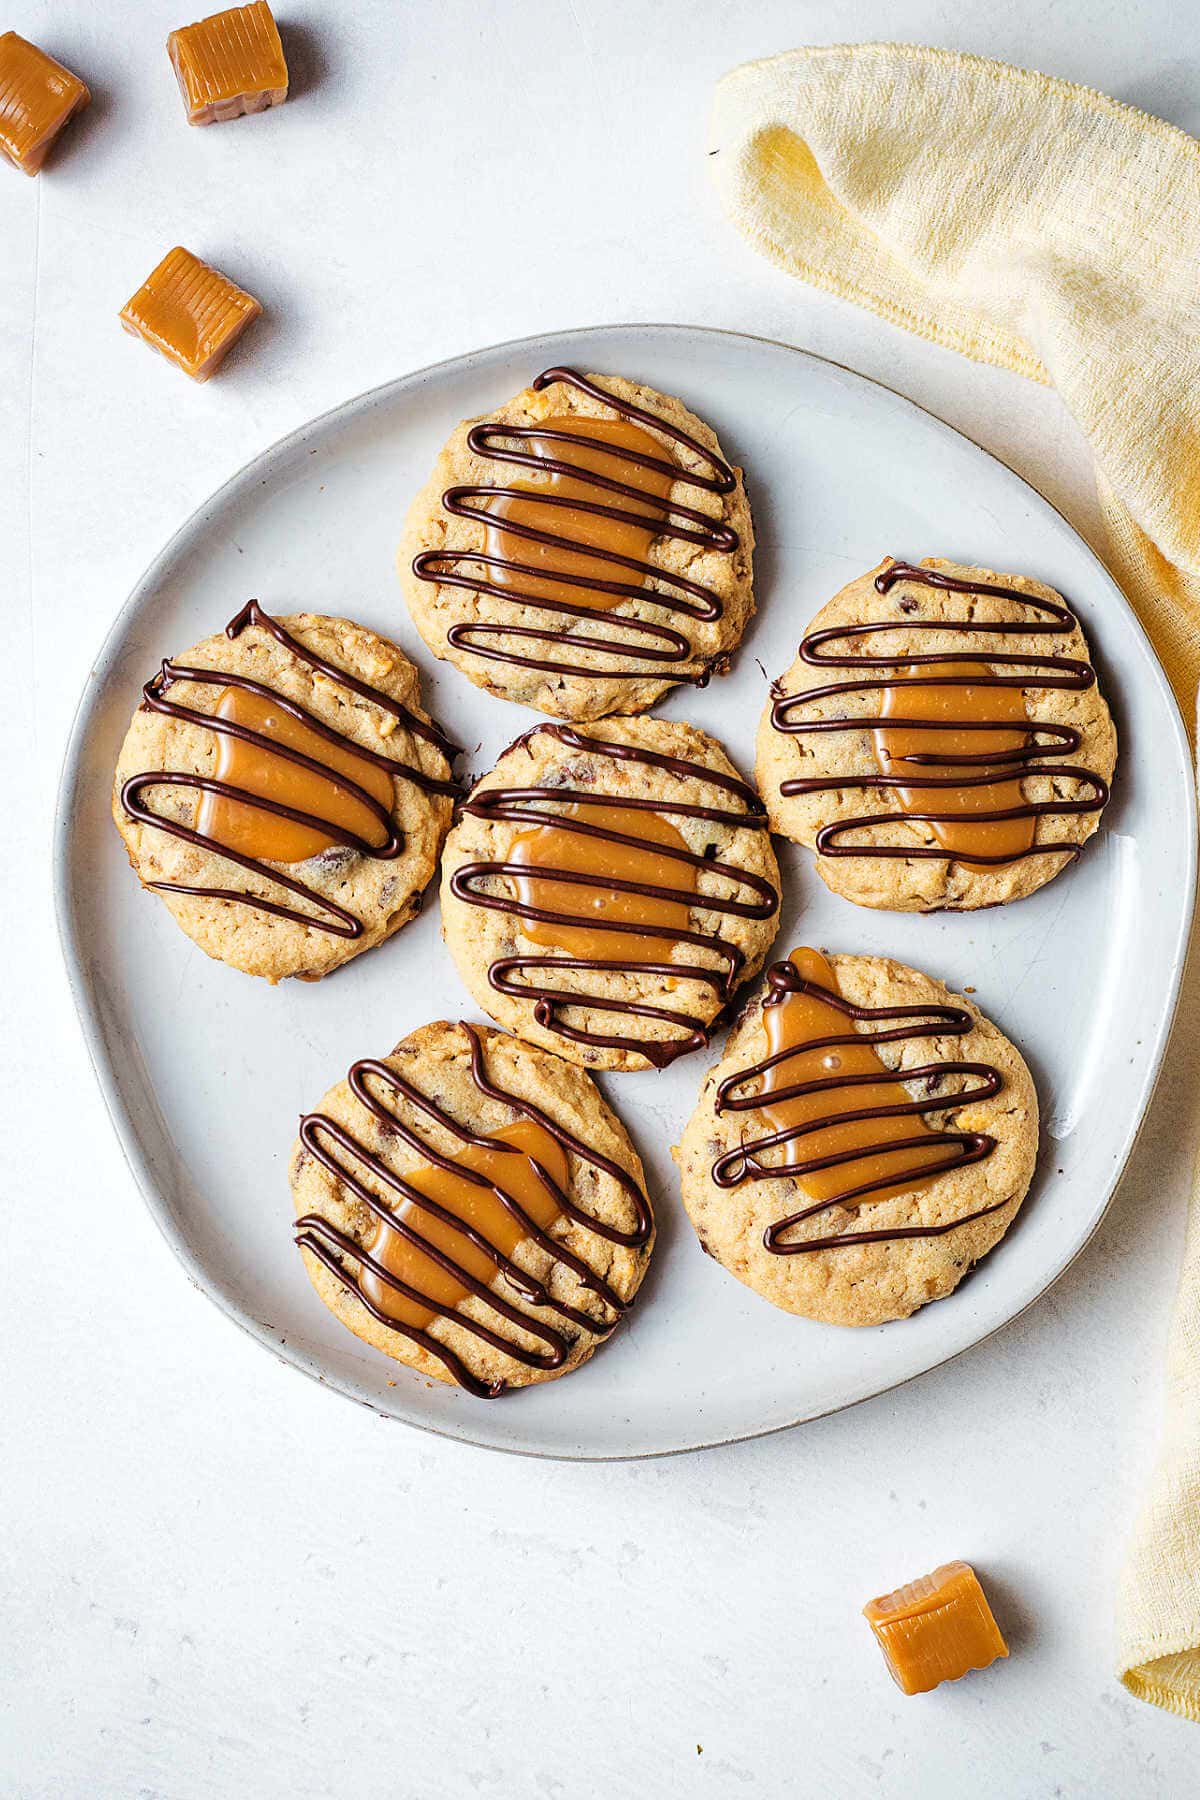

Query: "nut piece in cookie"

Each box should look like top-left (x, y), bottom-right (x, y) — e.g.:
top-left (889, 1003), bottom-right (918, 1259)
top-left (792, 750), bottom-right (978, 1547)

top-left (290, 1020), bottom-right (654, 1395)
top-left (399, 366), bottom-right (756, 720)
top-left (755, 557), bottom-right (1116, 912)
top-left (112, 600), bottom-right (457, 981)
top-left (675, 948), bottom-right (1038, 1326)
top-left (439, 716), bottom-right (782, 1073)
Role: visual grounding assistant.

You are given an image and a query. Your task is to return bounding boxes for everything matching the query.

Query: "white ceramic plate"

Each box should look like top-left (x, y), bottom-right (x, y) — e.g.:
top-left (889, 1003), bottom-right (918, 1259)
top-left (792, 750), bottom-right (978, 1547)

top-left (56, 325), bottom-right (1195, 1459)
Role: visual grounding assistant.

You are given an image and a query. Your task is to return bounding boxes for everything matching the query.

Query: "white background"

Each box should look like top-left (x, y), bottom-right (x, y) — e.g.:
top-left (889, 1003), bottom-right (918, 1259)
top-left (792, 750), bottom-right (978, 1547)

top-left (3, 2), bottom-right (1198, 1795)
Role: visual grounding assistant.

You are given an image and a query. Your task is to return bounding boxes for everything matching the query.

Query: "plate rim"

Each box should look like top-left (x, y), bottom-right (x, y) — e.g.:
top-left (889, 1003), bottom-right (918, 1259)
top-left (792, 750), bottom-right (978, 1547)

top-left (53, 320), bottom-right (1199, 1462)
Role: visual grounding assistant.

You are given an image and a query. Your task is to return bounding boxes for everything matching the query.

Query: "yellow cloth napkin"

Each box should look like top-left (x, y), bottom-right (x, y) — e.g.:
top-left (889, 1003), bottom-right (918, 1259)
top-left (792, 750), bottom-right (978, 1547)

top-left (710, 41), bottom-right (1200, 1718)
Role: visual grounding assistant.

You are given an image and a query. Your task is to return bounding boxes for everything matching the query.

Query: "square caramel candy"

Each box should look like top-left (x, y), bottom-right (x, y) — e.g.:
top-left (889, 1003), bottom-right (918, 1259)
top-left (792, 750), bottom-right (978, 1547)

top-left (120, 247), bottom-right (263, 382)
top-left (0, 32), bottom-right (90, 175)
top-left (168, 1), bottom-right (288, 126)
top-left (863, 1560), bottom-right (1008, 1696)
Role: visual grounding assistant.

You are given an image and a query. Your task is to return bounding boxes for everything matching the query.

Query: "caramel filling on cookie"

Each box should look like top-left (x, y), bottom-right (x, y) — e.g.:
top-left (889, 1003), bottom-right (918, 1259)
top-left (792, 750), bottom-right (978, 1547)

top-left (873, 659), bottom-right (1034, 870)
top-left (759, 948), bottom-right (947, 1208)
top-left (447, 725), bottom-right (778, 1068)
top-left (360, 1118), bottom-right (570, 1330)
top-left (863, 1561), bottom-right (1008, 1695)
top-left (294, 1022), bottom-right (654, 1398)
top-left (772, 559), bottom-right (1110, 869)
top-left (410, 365), bottom-right (740, 686)
top-left (507, 799), bottom-right (696, 961)
top-left (711, 948), bottom-right (1008, 1254)
top-left (119, 601), bottom-right (458, 941)
top-left (484, 416), bottom-right (675, 613)
top-left (196, 684), bottom-right (394, 863)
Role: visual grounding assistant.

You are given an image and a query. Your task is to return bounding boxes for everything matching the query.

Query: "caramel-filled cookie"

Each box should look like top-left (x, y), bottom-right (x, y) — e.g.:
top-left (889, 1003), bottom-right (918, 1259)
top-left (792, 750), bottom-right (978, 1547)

top-left (756, 558), bottom-right (1116, 911)
top-left (399, 366), bottom-right (755, 719)
top-left (675, 949), bottom-right (1038, 1327)
top-left (113, 602), bottom-right (456, 981)
top-left (290, 1020), bottom-right (654, 1396)
top-left (439, 716), bottom-right (782, 1073)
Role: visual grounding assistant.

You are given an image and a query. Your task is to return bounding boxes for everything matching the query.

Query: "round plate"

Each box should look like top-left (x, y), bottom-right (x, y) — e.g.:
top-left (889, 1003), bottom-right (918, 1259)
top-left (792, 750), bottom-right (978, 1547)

top-left (55, 324), bottom-right (1196, 1459)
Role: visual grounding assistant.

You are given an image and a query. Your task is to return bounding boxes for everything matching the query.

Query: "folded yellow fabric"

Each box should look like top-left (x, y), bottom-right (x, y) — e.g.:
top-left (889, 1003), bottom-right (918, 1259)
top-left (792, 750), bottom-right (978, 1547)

top-left (710, 41), bottom-right (1200, 1718)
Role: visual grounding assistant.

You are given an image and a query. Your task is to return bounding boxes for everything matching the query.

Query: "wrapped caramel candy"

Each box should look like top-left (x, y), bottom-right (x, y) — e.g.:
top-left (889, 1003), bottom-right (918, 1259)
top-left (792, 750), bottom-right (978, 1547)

top-left (168, 1), bottom-right (288, 126)
top-left (119, 247), bottom-right (262, 382)
top-left (863, 1561), bottom-right (1008, 1695)
top-left (0, 32), bottom-right (90, 175)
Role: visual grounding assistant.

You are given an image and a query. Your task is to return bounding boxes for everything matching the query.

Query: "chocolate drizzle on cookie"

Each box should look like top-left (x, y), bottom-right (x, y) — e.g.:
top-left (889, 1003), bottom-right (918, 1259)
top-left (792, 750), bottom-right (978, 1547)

top-left (449, 725), bottom-right (779, 1067)
top-left (295, 1022), bottom-right (653, 1398)
top-left (119, 600), bottom-right (458, 939)
top-left (712, 950), bottom-right (1009, 1255)
top-left (411, 366), bottom-right (740, 685)
top-left (771, 561), bottom-right (1110, 867)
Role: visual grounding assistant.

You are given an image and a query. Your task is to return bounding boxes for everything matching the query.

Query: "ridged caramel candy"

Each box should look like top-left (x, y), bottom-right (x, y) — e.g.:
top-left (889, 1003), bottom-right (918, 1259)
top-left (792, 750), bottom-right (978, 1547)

top-left (863, 1561), bottom-right (1008, 1695)
top-left (119, 247), bottom-right (262, 382)
top-left (167, 1), bottom-right (288, 126)
top-left (0, 32), bottom-right (90, 174)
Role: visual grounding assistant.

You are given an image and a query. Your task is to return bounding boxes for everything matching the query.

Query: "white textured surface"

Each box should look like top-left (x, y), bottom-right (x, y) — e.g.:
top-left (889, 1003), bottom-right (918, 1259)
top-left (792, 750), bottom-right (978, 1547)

top-left (3, 1), bottom-right (1198, 1794)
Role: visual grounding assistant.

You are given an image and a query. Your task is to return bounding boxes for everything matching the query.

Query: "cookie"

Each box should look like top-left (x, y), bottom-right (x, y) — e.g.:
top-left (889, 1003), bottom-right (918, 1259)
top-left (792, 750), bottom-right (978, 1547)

top-left (756, 558), bottom-right (1116, 911)
top-left (112, 601), bottom-right (457, 981)
top-left (439, 716), bottom-right (782, 1073)
top-left (399, 365), bottom-right (755, 719)
top-left (290, 1020), bottom-right (654, 1395)
top-left (675, 948), bottom-right (1038, 1327)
